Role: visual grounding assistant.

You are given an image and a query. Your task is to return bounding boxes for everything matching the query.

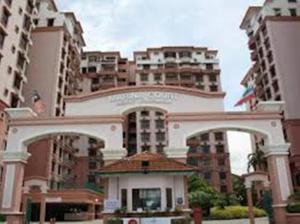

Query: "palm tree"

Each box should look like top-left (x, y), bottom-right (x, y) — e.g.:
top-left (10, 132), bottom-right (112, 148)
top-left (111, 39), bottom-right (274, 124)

top-left (247, 149), bottom-right (267, 172)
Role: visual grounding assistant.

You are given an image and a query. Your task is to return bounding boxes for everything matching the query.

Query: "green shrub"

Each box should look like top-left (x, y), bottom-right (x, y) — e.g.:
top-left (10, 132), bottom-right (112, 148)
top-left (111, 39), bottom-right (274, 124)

top-left (171, 217), bottom-right (192, 224)
top-left (105, 218), bottom-right (123, 224)
top-left (287, 203), bottom-right (300, 213)
top-left (210, 206), bottom-right (267, 220)
top-left (0, 214), bottom-right (5, 222)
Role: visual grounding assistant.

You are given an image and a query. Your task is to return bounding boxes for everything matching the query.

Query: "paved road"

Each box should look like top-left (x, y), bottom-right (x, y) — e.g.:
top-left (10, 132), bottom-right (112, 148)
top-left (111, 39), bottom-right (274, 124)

top-left (203, 217), bottom-right (269, 224)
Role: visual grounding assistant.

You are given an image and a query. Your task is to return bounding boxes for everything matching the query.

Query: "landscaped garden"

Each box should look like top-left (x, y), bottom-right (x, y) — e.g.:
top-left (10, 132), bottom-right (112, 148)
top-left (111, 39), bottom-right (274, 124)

top-left (188, 175), bottom-right (267, 221)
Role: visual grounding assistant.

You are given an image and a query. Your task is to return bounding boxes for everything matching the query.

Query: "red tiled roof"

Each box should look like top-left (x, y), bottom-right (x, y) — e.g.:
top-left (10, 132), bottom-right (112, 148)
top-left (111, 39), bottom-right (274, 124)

top-left (97, 152), bottom-right (196, 175)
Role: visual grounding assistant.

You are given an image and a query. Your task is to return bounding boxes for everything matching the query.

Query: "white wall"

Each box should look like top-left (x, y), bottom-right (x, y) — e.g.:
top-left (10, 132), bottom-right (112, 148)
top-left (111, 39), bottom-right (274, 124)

top-left (107, 175), bottom-right (185, 212)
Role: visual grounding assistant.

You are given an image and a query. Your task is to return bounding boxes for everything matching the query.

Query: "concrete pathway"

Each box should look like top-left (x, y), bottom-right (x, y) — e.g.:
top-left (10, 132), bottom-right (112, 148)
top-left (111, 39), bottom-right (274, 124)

top-left (203, 217), bottom-right (269, 224)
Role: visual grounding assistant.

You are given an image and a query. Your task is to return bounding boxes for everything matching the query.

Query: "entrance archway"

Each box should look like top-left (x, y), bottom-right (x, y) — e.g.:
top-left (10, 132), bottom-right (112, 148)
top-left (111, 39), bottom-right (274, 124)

top-left (0, 87), bottom-right (294, 224)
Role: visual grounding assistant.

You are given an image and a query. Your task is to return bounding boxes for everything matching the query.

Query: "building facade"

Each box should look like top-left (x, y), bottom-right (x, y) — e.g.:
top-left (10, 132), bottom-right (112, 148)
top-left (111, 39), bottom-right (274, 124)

top-left (80, 46), bottom-right (233, 193)
top-left (0, 0), bottom-right (37, 189)
top-left (240, 0), bottom-right (300, 187)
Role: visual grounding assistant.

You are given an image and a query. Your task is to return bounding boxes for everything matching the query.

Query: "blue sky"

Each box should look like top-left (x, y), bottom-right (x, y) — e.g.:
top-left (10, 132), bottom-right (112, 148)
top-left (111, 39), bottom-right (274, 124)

top-left (57, 0), bottom-right (265, 174)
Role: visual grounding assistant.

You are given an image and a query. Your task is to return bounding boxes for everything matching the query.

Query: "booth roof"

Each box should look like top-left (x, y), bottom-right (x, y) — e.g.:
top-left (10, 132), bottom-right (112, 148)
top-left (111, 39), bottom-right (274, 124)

top-left (96, 151), bottom-right (196, 176)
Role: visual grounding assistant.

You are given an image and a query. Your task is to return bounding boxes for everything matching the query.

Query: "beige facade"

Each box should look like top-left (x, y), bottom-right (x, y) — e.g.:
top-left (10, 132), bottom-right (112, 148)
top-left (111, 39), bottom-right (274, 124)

top-left (240, 0), bottom-right (300, 188)
top-left (80, 46), bottom-right (232, 193)
top-left (21, 0), bottom-right (86, 191)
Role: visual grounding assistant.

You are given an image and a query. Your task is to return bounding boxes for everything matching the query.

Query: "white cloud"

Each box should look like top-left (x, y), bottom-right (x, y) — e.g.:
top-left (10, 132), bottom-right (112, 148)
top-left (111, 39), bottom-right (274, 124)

top-left (56, 0), bottom-right (264, 175)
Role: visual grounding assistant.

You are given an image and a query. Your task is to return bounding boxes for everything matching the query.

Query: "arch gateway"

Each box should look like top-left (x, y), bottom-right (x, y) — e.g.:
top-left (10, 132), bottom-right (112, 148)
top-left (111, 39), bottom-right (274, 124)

top-left (0, 86), bottom-right (293, 223)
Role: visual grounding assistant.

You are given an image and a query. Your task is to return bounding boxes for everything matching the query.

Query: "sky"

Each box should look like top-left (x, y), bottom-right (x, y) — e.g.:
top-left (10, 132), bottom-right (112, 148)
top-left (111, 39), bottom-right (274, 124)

top-left (56, 0), bottom-right (265, 175)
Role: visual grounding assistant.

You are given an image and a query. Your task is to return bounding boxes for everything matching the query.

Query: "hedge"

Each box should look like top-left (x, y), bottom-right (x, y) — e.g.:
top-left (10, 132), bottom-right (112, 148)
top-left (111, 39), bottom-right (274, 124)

top-left (105, 218), bottom-right (123, 224)
top-left (210, 206), bottom-right (267, 220)
top-left (286, 203), bottom-right (300, 213)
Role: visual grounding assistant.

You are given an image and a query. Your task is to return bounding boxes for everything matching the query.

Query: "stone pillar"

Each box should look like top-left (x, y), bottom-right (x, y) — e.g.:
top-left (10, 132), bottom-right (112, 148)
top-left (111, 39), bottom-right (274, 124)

top-left (164, 147), bottom-right (189, 163)
top-left (245, 182), bottom-right (255, 224)
top-left (88, 203), bottom-right (95, 220)
top-left (101, 148), bottom-right (127, 165)
top-left (0, 152), bottom-right (31, 224)
top-left (264, 144), bottom-right (293, 224)
top-left (39, 194), bottom-right (46, 224)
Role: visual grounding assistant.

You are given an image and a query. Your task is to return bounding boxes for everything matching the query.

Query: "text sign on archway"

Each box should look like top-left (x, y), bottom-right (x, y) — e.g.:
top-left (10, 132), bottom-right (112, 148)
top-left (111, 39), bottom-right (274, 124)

top-left (109, 92), bottom-right (177, 106)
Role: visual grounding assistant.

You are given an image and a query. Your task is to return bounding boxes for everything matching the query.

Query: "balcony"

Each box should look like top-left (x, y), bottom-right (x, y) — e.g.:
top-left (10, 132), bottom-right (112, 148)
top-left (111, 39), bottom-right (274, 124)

top-left (26, 0), bottom-right (35, 14)
top-left (251, 51), bottom-right (258, 61)
top-left (248, 37), bottom-right (256, 50)
top-left (1, 7), bottom-right (11, 27)
top-left (16, 52), bottom-right (26, 71)
top-left (19, 33), bottom-right (29, 51)
top-left (23, 15), bottom-right (31, 33)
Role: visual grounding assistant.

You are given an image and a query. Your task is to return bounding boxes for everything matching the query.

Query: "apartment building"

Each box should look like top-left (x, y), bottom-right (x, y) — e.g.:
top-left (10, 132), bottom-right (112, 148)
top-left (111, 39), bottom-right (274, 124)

top-left (11, 1), bottom-right (103, 221)
top-left (240, 0), bottom-right (300, 187)
top-left (80, 46), bottom-right (233, 193)
top-left (0, 0), bottom-right (36, 188)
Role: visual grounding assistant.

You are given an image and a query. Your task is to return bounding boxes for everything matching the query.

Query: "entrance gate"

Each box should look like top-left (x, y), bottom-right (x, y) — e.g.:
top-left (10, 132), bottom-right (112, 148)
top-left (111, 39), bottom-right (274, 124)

top-left (0, 86), bottom-right (293, 224)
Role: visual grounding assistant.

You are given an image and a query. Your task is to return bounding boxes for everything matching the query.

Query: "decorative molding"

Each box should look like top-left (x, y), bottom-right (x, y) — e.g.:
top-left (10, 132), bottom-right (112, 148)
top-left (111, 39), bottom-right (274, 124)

top-left (167, 111), bottom-right (282, 122)
top-left (101, 148), bottom-right (127, 161)
top-left (9, 115), bottom-right (124, 126)
top-left (2, 152), bottom-right (31, 163)
top-left (262, 144), bottom-right (290, 157)
top-left (164, 147), bottom-right (189, 159)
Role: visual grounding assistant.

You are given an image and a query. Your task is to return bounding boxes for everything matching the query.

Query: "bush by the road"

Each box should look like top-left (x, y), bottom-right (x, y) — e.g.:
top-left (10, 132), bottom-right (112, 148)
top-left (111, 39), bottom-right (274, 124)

top-left (210, 205), bottom-right (266, 220)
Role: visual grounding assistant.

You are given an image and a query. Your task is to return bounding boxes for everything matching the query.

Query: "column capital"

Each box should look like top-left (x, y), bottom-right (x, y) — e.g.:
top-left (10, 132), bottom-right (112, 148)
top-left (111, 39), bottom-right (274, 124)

top-left (1, 151), bottom-right (31, 163)
top-left (262, 143), bottom-right (290, 157)
top-left (164, 147), bottom-right (189, 159)
top-left (101, 148), bottom-right (127, 161)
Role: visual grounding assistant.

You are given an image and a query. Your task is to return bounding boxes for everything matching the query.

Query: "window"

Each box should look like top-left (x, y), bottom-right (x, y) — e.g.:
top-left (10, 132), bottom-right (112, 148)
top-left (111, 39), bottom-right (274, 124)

top-left (141, 111), bottom-right (149, 116)
top-left (141, 120), bottom-right (150, 129)
top-left (220, 185), bottom-right (227, 193)
top-left (140, 73), bottom-right (148, 82)
top-left (156, 132), bottom-right (165, 142)
top-left (289, 8), bottom-right (297, 16)
top-left (273, 8), bottom-right (281, 16)
top-left (201, 145), bottom-right (210, 153)
top-left (0, 29), bottom-right (6, 49)
top-left (10, 94), bottom-right (19, 108)
top-left (270, 65), bottom-right (276, 78)
top-left (17, 52), bottom-right (26, 70)
top-left (13, 72), bottom-right (22, 90)
top-left (47, 18), bottom-right (55, 27)
top-left (166, 188), bottom-right (173, 209)
top-left (88, 66), bottom-right (97, 73)
top-left (218, 159), bottom-right (225, 166)
top-left (154, 73), bottom-right (162, 81)
top-left (206, 63), bottom-right (214, 70)
top-left (216, 144), bottom-right (225, 153)
top-left (141, 133), bottom-right (150, 142)
top-left (1, 7), bottom-right (11, 27)
top-left (89, 161), bottom-right (97, 170)
top-left (219, 172), bottom-right (226, 180)
top-left (155, 120), bottom-right (164, 129)
top-left (166, 73), bottom-right (178, 81)
top-left (121, 189), bottom-right (127, 208)
top-left (209, 74), bottom-right (217, 82)
top-left (215, 132), bottom-right (224, 141)
top-left (195, 74), bottom-right (203, 82)
top-left (204, 172), bottom-right (211, 180)
top-left (23, 14), bottom-right (31, 31)
top-left (132, 189), bottom-right (161, 211)
top-left (288, 0), bottom-right (297, 3)
top-left (200, 133), bottom-right (209, 141)
top-left (209, 85), bottom-right (218, 92)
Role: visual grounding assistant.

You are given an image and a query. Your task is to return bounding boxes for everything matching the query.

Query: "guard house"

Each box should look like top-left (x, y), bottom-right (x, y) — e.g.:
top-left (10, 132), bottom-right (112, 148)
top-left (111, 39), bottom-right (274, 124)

top-left (97, 152), bottom-right (195, 214)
